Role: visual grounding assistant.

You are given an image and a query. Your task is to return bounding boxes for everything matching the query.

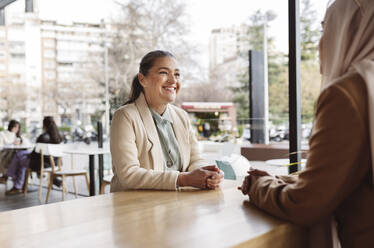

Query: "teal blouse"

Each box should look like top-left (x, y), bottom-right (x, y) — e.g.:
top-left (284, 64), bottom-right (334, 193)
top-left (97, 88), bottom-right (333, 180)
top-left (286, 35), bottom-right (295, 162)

top-left (149, 106), bottom-right (182, 171)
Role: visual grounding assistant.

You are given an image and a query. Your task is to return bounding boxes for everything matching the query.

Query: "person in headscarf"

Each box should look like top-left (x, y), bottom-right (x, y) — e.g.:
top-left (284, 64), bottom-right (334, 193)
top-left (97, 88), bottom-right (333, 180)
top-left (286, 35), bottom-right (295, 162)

top-left (239, 0), bottom-right (374, 247)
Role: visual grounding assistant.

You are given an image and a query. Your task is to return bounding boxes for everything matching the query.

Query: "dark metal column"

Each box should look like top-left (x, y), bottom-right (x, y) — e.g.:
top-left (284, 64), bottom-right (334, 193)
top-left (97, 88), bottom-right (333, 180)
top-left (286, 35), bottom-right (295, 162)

top-left (97, 121), bottom-right (104, 194)
top-left (89, 154), bottom-right (95, 196)
top-left (249, 50), bottom-right (266, 144)
top-left (288, 0), bottom-right (302, 174)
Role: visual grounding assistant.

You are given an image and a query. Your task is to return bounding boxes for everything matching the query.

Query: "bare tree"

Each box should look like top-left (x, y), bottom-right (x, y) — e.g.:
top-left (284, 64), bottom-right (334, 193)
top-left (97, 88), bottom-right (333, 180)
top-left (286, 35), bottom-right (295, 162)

top-left (88, 0), bottom-right (202, 111)
top-left (0, 81), bottom-right (27, 120)
top-left (177, 82), bottom-right (233, 103)
top-left (41, 56), bottom-right (106, 119)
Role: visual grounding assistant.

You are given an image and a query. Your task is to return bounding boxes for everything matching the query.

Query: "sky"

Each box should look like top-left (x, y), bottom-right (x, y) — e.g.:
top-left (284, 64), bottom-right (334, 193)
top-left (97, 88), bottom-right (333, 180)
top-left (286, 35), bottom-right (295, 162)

top-left (187, 0), bottom-right (328, 52)
top-left (26, 0), bottom-right (329, 69)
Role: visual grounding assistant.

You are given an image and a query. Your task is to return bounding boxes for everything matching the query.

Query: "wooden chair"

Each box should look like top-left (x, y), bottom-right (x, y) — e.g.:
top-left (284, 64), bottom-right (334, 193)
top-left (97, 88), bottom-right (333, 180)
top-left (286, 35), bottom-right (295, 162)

top-left (23, 143), bottom-right (55, 200)
top-left (27, 144), bottom-right (89, 203)
top-left (23, 163), bottom-right (52, 200)
top-left (44, 144), bottom-right (90, 203)
top-left (100, 174), bottom-right (112, 194)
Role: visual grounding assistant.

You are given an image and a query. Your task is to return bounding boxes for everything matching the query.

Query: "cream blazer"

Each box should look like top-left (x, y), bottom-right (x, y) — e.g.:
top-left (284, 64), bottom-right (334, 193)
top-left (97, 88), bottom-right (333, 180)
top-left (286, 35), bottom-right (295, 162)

top-left (110, 93), bottom-right (207, 191)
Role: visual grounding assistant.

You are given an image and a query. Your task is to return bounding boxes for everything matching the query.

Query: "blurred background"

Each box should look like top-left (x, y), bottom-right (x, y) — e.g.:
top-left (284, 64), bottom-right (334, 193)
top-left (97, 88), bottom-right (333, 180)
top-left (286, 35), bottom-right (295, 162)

top-left (0, 0), bottom-right (325, 145)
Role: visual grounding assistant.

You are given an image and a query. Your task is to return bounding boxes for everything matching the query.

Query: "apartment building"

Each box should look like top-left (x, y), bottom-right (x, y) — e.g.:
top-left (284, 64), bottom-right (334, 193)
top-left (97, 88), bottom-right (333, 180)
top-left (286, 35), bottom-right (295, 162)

top-left (0, 7), bottom-right (41, 127)
top-left (0, 1), bottom-right (107, 128)
top-left (209, 25), bottom-right (250, 88)
top-left (40, 19), bottom-right (106, 126)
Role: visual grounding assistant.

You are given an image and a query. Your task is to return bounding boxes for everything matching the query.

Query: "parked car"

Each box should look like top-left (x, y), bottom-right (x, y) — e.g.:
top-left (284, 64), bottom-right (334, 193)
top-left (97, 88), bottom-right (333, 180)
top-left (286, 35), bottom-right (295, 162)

top-left (72, 125), bottom-right (98, 145)
top-left (269, 126), bottom-right (287, 142)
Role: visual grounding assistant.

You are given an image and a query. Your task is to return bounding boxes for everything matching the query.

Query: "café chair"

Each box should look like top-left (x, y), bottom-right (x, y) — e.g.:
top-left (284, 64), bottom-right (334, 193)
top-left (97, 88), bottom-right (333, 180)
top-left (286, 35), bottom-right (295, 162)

top-left (28, 143), bottom-right (89, 203)
top-left (23, 167), bottom-right (50, 200)
top-left (100, 174), bottom-right (113, 194)
top-left (23, 144), bottom-right (55, 200)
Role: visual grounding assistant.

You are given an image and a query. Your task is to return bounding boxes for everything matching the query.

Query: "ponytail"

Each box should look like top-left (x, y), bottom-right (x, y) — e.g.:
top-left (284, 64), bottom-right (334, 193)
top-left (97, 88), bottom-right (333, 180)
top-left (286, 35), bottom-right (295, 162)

top-left (124, 75), bottom-right (144, 105)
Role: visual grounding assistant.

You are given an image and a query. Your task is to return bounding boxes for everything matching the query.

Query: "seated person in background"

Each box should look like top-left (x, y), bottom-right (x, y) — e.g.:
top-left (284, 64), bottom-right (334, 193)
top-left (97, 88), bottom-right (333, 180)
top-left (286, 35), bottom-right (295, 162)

top-left (0, 120), bottom-right (21, 146)
top-left (239, 1), bottom-right (374, 247)
top-left (4, 116), bottom-right (62, 195)
top-left (110, 50), bottom-right (224, 191)
top-left (0, 120), bottom-right (29, 181)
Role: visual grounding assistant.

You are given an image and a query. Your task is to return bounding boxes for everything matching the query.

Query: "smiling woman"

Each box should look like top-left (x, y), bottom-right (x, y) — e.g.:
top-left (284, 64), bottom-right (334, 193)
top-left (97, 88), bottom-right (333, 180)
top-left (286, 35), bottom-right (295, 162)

top-left (137, 55), bottom-right (181, 114)
top-left (110, 50), bottom-right (224, 191)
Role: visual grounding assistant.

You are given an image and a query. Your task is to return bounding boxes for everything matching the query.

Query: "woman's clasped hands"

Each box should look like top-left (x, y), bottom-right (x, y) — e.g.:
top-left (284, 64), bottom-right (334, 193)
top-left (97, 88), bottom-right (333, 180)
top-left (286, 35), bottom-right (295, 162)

top-left (177, 165), bottom-right (224, 189)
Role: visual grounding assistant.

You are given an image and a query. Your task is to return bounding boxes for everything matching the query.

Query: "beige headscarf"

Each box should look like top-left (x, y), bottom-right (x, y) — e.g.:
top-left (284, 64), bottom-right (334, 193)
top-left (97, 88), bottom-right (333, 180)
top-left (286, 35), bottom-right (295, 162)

top-left (320, 0), bottom-right (374, 184)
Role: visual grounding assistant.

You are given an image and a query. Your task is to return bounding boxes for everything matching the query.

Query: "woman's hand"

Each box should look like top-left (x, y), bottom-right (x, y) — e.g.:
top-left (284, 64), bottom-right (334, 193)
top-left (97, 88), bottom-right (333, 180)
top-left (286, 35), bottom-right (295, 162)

top-left (248, 168), bottom-right (270, 177)
top-left (238, 168), bottom-right (271, 195)
top-left (203, 165), bottom-right (224, 189)
top-left (13, 138), bottom-right (21, 145)
top-left (177, 165), bottom-right (224, 189)
top-left (238, 175), bottom-right (251, 195)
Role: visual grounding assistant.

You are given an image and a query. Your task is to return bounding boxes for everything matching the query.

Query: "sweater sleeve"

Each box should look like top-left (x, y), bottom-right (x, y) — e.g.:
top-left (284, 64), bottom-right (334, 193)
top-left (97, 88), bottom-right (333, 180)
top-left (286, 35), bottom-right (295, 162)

top-left (0, 131), bottom-right (15, 146)
top-left (248, 85), bottom-right (368, 225)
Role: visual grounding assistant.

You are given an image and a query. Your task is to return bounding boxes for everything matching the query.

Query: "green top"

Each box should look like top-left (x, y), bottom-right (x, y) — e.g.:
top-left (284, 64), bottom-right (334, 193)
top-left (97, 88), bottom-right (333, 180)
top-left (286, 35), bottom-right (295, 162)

top-left (149, 106), bottom-right (182, 172)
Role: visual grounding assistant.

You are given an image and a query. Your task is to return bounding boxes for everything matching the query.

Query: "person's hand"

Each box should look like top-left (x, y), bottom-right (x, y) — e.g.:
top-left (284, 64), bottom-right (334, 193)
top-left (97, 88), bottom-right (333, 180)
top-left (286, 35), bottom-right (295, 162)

top-left (201, 165), bottom-right (220, 173)
top-left (177, 167), bottom-right (215, 189)
top-left (177, 165), bottom-right (223, 189)
top-left (247, 168), bottom-right (270, 177)
top-left (237, 168), bottom-right (270, 195)
top-left (238, 175), bottom-right (251, 195)
top-left (13, 138), bottom-right (21, 145)
top-left (203, 165), bottom-right (224, 189)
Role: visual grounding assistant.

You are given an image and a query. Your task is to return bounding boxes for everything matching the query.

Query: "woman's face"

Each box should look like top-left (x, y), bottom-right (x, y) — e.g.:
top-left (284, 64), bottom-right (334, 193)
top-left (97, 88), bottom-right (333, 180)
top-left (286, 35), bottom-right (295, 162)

top-left (11, 124), bottom-right (19, 134)
top-left (139, 56), bottom-right (181, 107)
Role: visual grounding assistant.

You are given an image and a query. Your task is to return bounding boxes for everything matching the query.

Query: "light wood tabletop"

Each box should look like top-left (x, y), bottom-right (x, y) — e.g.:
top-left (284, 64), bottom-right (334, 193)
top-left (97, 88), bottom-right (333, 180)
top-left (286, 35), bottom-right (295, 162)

top-left (0, 180), bottom-right (307, 248)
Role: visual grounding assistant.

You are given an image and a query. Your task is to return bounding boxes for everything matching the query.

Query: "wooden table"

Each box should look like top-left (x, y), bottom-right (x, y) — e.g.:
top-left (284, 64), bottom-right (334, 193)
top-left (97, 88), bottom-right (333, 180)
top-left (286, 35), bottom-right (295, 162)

top-left (0, 180), bottom-right (307, 248)
top-left (63, 148), bottom-right (110, 196)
